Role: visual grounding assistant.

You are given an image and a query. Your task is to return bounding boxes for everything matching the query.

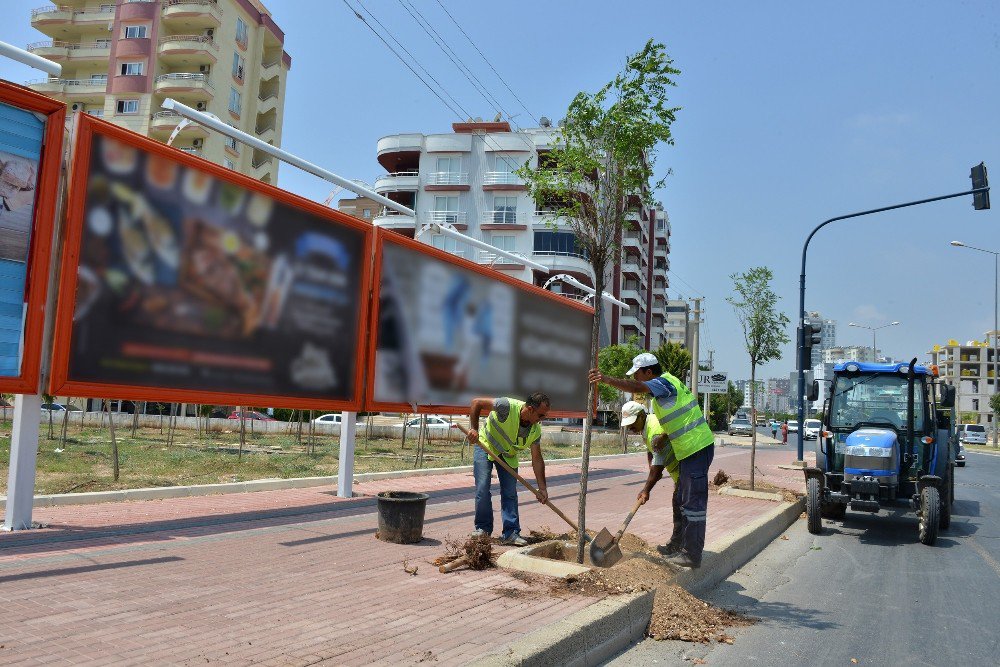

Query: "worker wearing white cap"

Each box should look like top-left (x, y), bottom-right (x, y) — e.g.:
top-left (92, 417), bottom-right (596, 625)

top-left (591, 352), bottom-right (715, 568)
top-left (620, 401), bottom-right (683, 553)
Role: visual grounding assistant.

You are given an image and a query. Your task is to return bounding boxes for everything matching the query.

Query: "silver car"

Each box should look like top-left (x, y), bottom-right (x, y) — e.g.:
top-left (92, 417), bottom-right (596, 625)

top-left (958, 424), bottom-right (987, 446)
top-left (728, 418), bottom-right (754, 436)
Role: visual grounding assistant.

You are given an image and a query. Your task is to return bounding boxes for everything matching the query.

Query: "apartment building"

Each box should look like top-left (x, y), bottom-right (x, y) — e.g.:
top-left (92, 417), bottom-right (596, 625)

top-left (927, 333), bottom-right (999, 429)
top-left (365, 119), bottom-right (671, 347)
top-left (663, 299), bottom-right (690, 348)
top-left (26, 0), bottom-right (290, 182)
top-left (805, 310), bottom-right (836, 368)
top-left (766, 377), bottom-right (791, 414)
top-left (734, 379), bottom-right (766, 413)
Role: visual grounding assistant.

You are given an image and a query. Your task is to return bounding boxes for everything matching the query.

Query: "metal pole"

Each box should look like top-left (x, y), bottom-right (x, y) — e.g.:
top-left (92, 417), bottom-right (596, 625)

top-left (995, 253), bottom-right (998, 446)
top-left (337, 411), bottom-right (357, 498)
top-left (3, 394), bottom-right (43, 530)
top-left (690, 298), bottom-right (701, 393)
top-left (797, 186), bottom-right (989, 461)
top-left (0, 40), bottom-right (61, 76)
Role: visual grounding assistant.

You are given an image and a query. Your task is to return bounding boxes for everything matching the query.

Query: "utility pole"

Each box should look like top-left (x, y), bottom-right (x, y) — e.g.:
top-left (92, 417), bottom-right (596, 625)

top-left (689, 298), bottom-right (702, 393)
top-left (703, 349), bottom-right (714, 423)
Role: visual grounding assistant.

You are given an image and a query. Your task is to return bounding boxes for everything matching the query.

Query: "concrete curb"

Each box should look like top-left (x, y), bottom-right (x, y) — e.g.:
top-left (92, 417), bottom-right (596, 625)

top-left (470, 590), bottom-right (655, 667)
top-left (0, 452), bottom-right (638, 511)
top-left (718, 486), bottom-right (783, 502)
top-left (474, 497), bottom-right (805, 665)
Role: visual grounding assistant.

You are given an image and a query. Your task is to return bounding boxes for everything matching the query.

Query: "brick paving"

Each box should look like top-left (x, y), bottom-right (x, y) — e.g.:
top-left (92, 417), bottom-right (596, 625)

top-left (0, 440), bottom-right (809, 665)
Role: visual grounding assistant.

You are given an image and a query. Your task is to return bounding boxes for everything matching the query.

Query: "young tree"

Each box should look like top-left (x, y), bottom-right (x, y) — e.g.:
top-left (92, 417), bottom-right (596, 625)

top-left (652, 340), bottom-right (692, 381)
top-left (709, 381), bottom-right (744, 431)
top-left (991, 394), bottom-right (1000, 448)
top-left (727, 267), bottom-right (790, 489)
top-left (597, 336), bottom-right (644, 405)
top-left (520, 40), bottom-right (680, 562)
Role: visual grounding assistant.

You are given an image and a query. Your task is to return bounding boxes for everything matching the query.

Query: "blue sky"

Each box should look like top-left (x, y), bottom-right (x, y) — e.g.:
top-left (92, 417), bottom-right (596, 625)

top-left (2, 0), bottom-right (998, 381)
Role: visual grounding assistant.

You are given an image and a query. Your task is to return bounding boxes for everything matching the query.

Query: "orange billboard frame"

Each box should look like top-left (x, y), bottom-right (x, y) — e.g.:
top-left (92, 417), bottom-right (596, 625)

top-left (0, 81), bottom-right (65, 395)
top-left (364, 227), bottom-right (594, 417)
top-left (49, 114), bottom-right (374, 411)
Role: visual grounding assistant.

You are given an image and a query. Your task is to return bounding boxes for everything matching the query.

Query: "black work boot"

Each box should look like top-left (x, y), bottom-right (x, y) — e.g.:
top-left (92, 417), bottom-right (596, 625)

top-left (656, 540), bottom-right (682, 556)
top-left (664, 551), bottom-right (701, 569)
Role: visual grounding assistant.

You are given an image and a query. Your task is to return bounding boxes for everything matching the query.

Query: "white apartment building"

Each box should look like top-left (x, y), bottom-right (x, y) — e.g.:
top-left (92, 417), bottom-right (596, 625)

top-left (663, 299), bottom-right (690, 349)
top-left (927, 333), bottom-right (999, 429)
top-left (805, 311), bottom-right (836, 368)
top-left (822, 345), bottom-right (879, 364)
top-left (349, 119), bottom-right (672, 347)
top-left (26, 0), bottom-right (290, 182)
top-left (735, 379), bottom-right (766, 413)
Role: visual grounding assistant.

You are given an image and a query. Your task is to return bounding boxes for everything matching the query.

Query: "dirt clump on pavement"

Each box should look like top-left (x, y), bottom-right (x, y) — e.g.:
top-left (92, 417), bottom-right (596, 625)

top-left (725, 477), bottom-right (802, 503)
top-left (433, 534), bottom-right (495, 570)
top-left (712, 469), bottom-right (731, 486)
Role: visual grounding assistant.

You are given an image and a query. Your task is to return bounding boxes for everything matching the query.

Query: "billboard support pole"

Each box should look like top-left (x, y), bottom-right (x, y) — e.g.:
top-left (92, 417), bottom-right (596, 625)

top-left (0, 41), bottom-right (61, 76)
top-left (3, 394), bottom-right (43, 530)
top-left (338, 412), bottom-right (357, 498)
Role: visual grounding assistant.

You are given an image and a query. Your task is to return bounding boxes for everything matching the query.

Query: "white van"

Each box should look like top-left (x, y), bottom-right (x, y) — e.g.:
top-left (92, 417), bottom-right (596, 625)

top-left (957, 424), bottom-right (987, 446)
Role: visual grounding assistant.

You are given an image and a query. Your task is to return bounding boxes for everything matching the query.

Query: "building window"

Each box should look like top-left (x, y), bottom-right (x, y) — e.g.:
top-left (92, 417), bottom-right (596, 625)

top-left (433, 195), bottom-right (459, 222)
top-left (89, 74), bottom-right (108, 83)
top-left (123, 25), bottom-right (148, 39)
top-left (224, 134), bottom-right (239, 154)
top-left (494, 154), bottom-right (523, 183)
top-left (228, 88), bottom-right (242, 116)
top-left (436, 156), bottom-right (461, 174)
top-left (235, 17), bottom-right (249, 47)
top-left (533, 231), bottom-right (588, 258)
top-left (119, 62), bottom-right (144, 76)
top-left (491, 195), bottom-right (517, 224)
top-left (231, 52), bottom-right (245, 81)
top-left (431, 234), bottom-right (462, 257)
top-left (116, 99), bottom-right (139, 115)
top-left (363, 208), bottom-right (372, 219)
top-left (224, 158), bottom-right (235, 170)
top-left (489, 235), bottom-right (515, 252)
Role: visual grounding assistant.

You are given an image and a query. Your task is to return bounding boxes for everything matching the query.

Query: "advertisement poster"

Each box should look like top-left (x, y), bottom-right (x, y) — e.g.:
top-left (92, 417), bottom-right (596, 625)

top-left (372, 236), bottom-right (593, 413)
top-left (0, 83), bottom-right (63, 395)
top-left (55, 123), bottom-right (369, 407)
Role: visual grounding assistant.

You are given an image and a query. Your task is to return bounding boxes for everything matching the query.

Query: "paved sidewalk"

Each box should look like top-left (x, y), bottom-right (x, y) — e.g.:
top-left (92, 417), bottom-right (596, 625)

top-left (0, 442), bottom-right (808, 665)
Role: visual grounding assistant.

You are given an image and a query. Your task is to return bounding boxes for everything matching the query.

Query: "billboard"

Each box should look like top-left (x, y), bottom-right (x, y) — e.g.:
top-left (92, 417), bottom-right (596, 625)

top-left (0, 82), bottom-right (65, 394)
top-left (368, 231), bottom-right (594, 415)
top-left (50, 116), bottom-right (372, 409)
top-left (697, 370), bottom-right (729, 394)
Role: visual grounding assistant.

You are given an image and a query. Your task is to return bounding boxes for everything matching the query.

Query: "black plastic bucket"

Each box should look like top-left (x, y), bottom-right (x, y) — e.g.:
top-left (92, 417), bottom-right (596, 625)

top-left (376, 491), bottom-right (430, 544)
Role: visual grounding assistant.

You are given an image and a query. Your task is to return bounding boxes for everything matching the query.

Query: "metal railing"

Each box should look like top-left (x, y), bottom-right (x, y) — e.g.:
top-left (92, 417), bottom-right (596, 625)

top-left (159, 35), bottom-right (218, 50)
top-left (478, 250), bottom-right (521, 265)
top-left (427, 211), bottom-right (467, 225)
top-left (426, 171), bottom-right (468, 186)
top-left (32, 4), bottom-right (118, 17)
top-left (177, 147), bottom-right (202, 156)
top-left (532, 249), bottom-right (590, 261)
top-left (155, 73), bottom-right (213, 88)
top-left (27, 39), bottom-right (111, 51)
top-left (483, 171), bottom-right (522, 186)
top-left (380, 170), bottom-right (419, 178)
top-left (152, 110), bottom-right (182, 121)
top-left (163, 0), bottom-right (222, 13)
top-left (375, 208), bottom-right (415, 219)
top-left (25, 77), bottom-right (106, 87)
top-left (482, 210), bottom-right (517, 224)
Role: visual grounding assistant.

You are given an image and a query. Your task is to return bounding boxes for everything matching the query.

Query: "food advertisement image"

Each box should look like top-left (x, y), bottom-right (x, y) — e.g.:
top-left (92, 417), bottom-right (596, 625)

top-left (0, 101), bottom-right (44, 379)
top-left (65, 132), bottom-right (366, 402)
top-left (373, 240), bottom-right (593, 412)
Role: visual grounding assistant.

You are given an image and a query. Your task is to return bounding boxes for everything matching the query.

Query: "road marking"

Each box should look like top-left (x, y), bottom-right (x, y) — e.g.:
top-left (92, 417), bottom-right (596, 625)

top-left (967, 535), bottom-right (1000, 580)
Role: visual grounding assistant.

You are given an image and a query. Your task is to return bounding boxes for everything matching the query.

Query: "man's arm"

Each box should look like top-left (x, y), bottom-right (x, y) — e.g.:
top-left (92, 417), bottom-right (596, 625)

top-left (637, 464), bottom-right (664, 505)
top-left (530, 443), bottom-right (548, 504)
top-left (588, 369), bottom-right (649, 395)
top-left (467, 397), bottom-right (494, 443)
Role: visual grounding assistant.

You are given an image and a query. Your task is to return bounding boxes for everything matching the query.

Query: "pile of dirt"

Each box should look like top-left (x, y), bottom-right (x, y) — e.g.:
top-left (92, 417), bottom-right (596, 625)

top-left (712, 469), bottom-right (731, 487)
top-left (556, 550), bottom-right (755, 644)
top-left (433, 534), bottom-right (495, 570)
top-left (726, 477), bottom-right (802, 503)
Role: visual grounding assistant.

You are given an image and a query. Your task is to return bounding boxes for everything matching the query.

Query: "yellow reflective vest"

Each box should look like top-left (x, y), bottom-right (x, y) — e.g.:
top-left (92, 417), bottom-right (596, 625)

top-left (648, 372), bottom-right (714, 461)
top-left (480, 398), bottom-right (542, 468)
top-left (644, 413), bottom-right (679, 483)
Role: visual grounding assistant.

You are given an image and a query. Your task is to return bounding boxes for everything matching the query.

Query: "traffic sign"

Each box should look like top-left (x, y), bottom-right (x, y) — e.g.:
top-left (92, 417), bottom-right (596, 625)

top-left (698, 370), bottom-right (728, 394)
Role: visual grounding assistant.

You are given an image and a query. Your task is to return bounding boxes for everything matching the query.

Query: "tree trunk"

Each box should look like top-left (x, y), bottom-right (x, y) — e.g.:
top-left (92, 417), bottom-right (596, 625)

top-left (750, 366), bottom-right (757, 490)
top-left (60, 404), bottom-right (70, 449)
top-left (576, 269), bottom-right (605, 563)
top-left (47, 405), bottom-right (54, 440)
top-left (238, 406), bottom-right (246, 461)
top-left (308, 410), bottom-right (315, 454)
top-left (106, 400), bottom-right (120, 482)
top-left (413, 415), bottom-right (426, 468)
top-left (296, 412), bottom-right (303, 446)
top-left (131, 402), bottom-right (140, 439)
top-left (196, 404), bottom-right (202, 440)
top-left (400, 413), bottom-right (409, 450)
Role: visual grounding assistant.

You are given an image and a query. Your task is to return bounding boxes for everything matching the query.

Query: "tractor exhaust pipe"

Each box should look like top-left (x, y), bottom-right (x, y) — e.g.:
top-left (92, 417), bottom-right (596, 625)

top-left (907, 357), bottom-right (917, 470)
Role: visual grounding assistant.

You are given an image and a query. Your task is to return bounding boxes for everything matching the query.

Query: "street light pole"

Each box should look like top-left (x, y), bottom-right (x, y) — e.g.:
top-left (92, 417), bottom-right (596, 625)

top-left (847, 321), bottom-right (899, 361)
top-left (950, 241), bottom-right (1000, 447)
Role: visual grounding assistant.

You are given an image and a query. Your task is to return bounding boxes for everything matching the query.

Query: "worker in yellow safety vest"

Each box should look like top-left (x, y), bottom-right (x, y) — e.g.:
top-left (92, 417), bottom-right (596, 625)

top-left (466, 392), bottom-right (551, 547)
top-left (590, 353), bottom-right (715, 568)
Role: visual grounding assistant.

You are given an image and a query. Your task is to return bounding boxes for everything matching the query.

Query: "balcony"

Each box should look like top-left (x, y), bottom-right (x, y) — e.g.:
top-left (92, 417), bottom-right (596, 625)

top-left (149, 110), bottom-right (209, 137)
top-left (481, 211), bottom-right (523, 227)
top-left (374, 171), bottom-right (419, 193)
top-left (620, 313), bottom-right (644, 331)
top-left (31, 5), bottom-right (114, 30)
top-left (427, 211), bottom-right (467, 227)
top-left (26, 40), bottom-right (110, 62)
top-left (623, 232), bottom-right (643, 251)
top-left (373, 208), bottom-right (416, 230)
top-left (477, 250), bottom-right (525, 268)
top-left (161, 0), bottom-right (223, 29)
top-left (620, 287), bottom-right (642, 304)
top-left (482, 171), bottom-right (524, 191)
top-left (25, 77), bottom-right (106, 98)
top-left (426, 172), bottom-right (469, 187)
top-left (154, 73), bottom-right (213, 98)
top-left (158, 35), bottom-right (218, 63)
top-left (260, 59), bottom-right (282, 81)
top-left (176, 147), bottom-right (203, 157)
top-left (622, 258), bottom-right (643, 278)
top-left (255, 122), bottom-right (275, 142)
top-left (257, 90), bottom-right (279, 113)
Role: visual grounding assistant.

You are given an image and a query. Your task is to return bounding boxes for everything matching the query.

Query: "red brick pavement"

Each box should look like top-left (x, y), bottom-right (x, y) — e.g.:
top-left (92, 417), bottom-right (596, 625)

top-left (0, 442), bottom-right (808, 665)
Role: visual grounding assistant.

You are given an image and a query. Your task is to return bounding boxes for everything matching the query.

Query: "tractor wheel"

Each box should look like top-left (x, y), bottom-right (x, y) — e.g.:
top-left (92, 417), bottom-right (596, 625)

top-left (806, 477), bottom-right (822, 534)
top-left (939, 471), bottom-right (953, 530)
top-left (919, 486), bottom-right (940, 545)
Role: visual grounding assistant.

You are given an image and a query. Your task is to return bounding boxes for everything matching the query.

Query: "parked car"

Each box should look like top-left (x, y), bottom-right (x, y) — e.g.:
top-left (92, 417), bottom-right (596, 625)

top-left (312, 413), bottom-right (343, 426)
top-left (40, 403), bottom-right (83, 413)
top-left (227, 410), bottom-right (275, 421)
top-left (395, 416), bottom-right (457, 430)
top-left (957, 424), bottom-right (987, 446)
top-left (803, 419), bottom-right (822, 440)
top-left (786, 420), bottom-right (799, 433)
top-left (728, 418), bottom-right (754, 436)
top-left (956, 441), bottom-right (967, 467)
top-left (756, 416), bottom-right (767, 427)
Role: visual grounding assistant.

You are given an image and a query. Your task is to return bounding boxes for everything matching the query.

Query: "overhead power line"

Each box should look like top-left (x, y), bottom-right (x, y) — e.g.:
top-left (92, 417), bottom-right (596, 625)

top-left (433, 0), bottom-right (540, 126)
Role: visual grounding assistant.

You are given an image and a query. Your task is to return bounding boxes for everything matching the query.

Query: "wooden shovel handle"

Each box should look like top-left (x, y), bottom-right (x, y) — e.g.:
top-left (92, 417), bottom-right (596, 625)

top-left (456, 423), bottom-right (580, 533)
top-left (615, 497), bottom-right (644, 542)
top-left (439, 555), bottom-right (469, 573)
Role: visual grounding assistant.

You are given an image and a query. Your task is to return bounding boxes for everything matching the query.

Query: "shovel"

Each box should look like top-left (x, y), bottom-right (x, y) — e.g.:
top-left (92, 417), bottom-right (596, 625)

top-left (455, 423), bottom-right (590, 542)
top-left (589, 497), bottom-right (644, 567)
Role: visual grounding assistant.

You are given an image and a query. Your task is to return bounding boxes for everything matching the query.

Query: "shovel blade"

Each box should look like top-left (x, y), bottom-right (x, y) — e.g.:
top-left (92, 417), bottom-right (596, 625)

top-left (589, 527), bottom-right (623, 567)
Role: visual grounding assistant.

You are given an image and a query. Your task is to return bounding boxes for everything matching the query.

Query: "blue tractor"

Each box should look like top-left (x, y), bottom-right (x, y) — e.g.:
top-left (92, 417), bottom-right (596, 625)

top-left (804, 359), bottom-right (957, 545)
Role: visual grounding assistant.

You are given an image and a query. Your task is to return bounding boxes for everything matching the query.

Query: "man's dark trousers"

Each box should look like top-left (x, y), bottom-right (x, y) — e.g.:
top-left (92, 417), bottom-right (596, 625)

top-left (678, 444), bottom-right (715, 563)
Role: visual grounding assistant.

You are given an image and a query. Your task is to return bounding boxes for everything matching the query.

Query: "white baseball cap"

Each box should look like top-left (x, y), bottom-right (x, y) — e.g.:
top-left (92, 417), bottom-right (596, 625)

top-left (625, 352), bottom-right (659, 376)
top-left (620, 400), bottom-right (647, 427)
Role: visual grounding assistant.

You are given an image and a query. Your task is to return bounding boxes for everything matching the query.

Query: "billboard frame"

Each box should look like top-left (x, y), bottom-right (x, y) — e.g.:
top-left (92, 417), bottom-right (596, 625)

top-left (0, 81), bottom-right (65, 395)
top-left (48, 114), bottom-right (374, 411)
top-left (364, 227), bottom-right (594, 417)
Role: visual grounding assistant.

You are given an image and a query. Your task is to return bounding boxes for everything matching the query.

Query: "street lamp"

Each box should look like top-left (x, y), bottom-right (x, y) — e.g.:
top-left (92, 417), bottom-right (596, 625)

top-left (847, 321), bottom-right (900, 361)
top-left (950, 240), bottom-right (999, 447)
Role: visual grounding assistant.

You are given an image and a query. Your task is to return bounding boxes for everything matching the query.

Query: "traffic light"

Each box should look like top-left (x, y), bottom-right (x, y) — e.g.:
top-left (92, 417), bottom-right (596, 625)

top-left (971, 162), bottom-right (990, 210)
top-left (800, 321), bottom-right (823, 369)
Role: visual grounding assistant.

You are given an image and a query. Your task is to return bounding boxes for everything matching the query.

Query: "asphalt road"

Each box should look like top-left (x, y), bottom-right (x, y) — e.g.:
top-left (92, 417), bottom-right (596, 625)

top-left (607, 450), bottom-right (1000, 666)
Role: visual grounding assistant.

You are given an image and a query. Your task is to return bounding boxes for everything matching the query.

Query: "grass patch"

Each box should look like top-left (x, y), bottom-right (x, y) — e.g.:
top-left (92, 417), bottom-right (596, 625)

top-left (0, 421), bottom-right (623, 495)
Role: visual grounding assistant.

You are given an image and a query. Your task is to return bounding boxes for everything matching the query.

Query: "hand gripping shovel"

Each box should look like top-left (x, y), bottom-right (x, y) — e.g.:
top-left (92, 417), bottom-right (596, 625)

top-left (456, 424), bottom-right (590, 542)
top-left (590, 497), bottom-right (644, 567)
